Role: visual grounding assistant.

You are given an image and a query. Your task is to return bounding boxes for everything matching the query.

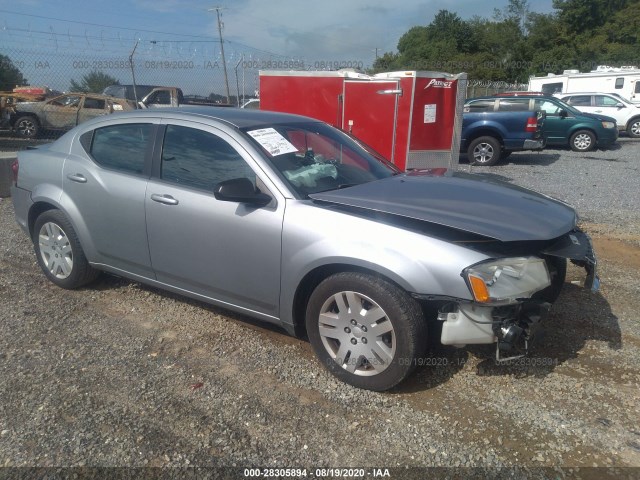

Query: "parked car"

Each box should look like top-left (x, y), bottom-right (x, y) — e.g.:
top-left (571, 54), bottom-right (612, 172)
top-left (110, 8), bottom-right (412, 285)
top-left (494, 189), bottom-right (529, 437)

top-left (10, 93), bottom-right (133, 138)
top-left (465, 95), bottom-right (619, 152)
top-left (10, 107), bottom-right (598, 391)
top-left (461, 104), bottom-right (545, 165)
top-left (557, 92), bottom-right (640, 138)
top-left (102, 84), bottom-right (161, 103)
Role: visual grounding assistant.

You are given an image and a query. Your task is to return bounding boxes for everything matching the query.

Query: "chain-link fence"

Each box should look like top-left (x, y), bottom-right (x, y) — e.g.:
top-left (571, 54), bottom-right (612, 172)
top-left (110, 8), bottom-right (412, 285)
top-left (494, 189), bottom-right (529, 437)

top-left (1, 42), bottom-right (527, 151)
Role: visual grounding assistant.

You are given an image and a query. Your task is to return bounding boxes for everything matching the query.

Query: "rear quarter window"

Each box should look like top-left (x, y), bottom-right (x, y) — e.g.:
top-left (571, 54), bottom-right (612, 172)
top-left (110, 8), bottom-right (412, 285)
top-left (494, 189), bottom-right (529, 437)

top-left (497, 99), bottom-right (531, 111)
top-left (565, 95), bottom-right (591, 106)
top-left (88, 123), bottom-right (152, 175)
top-left (464, 99), bottom-right (495, 112)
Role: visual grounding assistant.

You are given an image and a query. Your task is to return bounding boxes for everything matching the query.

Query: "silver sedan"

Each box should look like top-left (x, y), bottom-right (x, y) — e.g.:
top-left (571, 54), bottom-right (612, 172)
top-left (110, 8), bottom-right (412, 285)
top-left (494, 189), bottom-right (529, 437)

top-left (10, 107), bottom-right (598, 391)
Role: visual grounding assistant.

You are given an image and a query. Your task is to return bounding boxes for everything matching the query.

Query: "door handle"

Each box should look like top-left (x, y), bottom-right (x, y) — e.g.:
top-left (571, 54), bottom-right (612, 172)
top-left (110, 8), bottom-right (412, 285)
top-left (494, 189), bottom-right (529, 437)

top-left (150, 194), bottom-right (179, 205)
top-left (66, 173), bottom-right (87, 183)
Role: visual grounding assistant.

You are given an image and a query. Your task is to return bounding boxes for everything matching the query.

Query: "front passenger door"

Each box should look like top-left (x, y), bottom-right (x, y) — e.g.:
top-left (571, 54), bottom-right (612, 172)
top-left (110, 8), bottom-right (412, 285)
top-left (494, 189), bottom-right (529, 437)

top-left (145, 122), bottom-right (284, 318)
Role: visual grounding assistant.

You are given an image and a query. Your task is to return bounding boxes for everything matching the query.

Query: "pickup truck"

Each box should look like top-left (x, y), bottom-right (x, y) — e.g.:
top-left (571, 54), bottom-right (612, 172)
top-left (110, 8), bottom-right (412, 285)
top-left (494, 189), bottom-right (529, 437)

top-left (461, 106), bottom-right (545, 166)
top-left (138, 87), bottom-right (231, 108)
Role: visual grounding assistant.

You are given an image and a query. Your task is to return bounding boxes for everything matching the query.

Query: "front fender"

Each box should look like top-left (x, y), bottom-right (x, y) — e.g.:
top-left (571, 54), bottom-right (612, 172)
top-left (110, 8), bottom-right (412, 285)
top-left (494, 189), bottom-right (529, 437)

top-left (279, 201), bottom-right (487, 327)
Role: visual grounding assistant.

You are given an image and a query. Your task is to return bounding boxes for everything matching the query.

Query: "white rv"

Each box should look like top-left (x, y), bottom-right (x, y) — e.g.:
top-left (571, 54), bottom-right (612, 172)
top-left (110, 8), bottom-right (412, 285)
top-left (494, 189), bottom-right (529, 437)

top-left (528, 66), bottom-right (640, 104)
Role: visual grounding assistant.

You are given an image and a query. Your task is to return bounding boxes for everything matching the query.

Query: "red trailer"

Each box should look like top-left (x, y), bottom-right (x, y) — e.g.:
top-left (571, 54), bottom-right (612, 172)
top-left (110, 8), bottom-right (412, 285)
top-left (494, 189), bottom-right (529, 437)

top-left (259, 70), bottom-right (467, 170)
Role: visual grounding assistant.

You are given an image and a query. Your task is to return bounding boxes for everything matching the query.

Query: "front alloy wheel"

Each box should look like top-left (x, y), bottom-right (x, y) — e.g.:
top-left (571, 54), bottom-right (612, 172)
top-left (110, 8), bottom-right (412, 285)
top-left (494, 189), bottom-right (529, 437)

top-left (306, 272), bottom-right (427, 391)
top-left (318, 290), bottom-right (396, 377)
top-left (628, 118), bottom-right (640, 138)
top-left (570, 130), bottom-right (595, 152)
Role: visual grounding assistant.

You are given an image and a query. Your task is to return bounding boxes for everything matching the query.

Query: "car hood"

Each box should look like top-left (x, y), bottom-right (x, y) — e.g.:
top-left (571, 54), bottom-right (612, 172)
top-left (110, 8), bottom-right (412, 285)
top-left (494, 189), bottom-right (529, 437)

top-left (578, 111), bottom-right (617, 123)
top-left (309, 171), bottom-right (576, 242)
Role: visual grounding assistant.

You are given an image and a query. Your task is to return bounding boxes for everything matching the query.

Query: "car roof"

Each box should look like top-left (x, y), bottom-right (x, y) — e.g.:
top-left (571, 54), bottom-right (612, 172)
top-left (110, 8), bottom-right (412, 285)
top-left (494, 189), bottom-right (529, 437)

top-left (493, 91), bottom-right (545, 97)
top-left (558, 92), bottom-right (627, 97)
top-left (105, 106), bottom-right (320, 129)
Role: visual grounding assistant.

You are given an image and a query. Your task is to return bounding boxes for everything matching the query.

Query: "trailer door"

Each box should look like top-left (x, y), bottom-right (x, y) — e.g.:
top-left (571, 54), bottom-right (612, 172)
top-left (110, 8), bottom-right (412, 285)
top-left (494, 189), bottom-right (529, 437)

top-left (342, 80), bottom-right (399, 163)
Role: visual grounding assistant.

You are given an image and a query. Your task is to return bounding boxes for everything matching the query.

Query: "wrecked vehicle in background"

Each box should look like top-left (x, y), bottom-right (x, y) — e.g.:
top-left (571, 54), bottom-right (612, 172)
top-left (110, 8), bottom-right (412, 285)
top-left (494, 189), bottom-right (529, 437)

top-left (1, 92), bottom-right (46, 130)
top-left (10, 107), bottom-right (598, 391)
top-left (10, 93), bottom-right (133, 138)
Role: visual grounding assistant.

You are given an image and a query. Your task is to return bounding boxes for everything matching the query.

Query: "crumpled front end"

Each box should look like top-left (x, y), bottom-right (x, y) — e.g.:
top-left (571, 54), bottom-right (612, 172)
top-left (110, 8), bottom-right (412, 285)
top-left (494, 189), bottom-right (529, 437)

top-left (429, 228), bottom-right (599, 361)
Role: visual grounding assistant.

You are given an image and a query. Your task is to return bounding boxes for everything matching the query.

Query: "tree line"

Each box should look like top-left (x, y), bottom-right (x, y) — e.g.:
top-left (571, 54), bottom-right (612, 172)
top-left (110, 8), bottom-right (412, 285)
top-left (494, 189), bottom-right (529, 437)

top-left (372, 0), bottom-right (640, 82)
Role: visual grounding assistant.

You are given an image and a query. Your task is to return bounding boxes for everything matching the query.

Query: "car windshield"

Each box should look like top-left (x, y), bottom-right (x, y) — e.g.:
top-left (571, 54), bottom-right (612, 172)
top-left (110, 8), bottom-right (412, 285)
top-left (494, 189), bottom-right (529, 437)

top-left (242, 121), bottom-right (399, 198)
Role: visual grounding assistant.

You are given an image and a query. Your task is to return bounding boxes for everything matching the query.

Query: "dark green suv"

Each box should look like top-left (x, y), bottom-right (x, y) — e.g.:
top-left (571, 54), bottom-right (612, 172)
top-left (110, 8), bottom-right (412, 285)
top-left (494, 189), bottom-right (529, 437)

top-left (465, 94), bottom-right (619, 152)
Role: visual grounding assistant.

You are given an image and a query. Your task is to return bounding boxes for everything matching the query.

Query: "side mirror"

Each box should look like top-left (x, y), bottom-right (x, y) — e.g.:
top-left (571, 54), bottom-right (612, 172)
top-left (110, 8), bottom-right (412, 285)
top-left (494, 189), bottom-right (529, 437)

top-left (615, 102), bottom-right (625, 108)
top-left (559, 109), bottom-right (568, 118)
top-left (214, 177), bottom-right (272, 206)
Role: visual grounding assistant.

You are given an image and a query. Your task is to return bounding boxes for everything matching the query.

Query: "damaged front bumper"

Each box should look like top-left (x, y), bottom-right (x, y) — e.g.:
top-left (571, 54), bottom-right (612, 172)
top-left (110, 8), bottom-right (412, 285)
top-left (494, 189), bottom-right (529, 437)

top-left (435, 229), bottom-right (599, 359)
top-left (541, 228), bottom-right (599, 292)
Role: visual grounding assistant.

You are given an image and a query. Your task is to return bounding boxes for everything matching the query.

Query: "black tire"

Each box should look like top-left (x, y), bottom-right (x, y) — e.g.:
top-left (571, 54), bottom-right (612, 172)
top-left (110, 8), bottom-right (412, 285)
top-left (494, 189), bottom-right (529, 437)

top-left (305, 272), bottom-right (427, 391)
top-left (14, 115), bottom-right (40, 138)
top-left (468, 136), bottom-right (501, 166)
top-left (532, 257), bottom-right (567, 303)
top-left (627, 117), bottom-right (640, 138)
top-left (33, 210), bottom-right (99, 289)
top-left (569, 130), bottom-right (596, 152)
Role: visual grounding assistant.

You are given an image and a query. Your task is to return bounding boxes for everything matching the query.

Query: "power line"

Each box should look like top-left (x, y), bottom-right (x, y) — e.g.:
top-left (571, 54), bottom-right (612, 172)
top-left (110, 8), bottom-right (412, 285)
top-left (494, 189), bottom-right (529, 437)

top-left (0, 9), bottom-right (295, 59)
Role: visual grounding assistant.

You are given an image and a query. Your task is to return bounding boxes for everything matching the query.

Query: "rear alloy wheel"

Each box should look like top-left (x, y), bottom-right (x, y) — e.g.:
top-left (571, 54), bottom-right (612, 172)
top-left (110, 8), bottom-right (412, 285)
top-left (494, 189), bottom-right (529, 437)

top-left (627, 118), bottom-right (640, 138)
top-left (33, 210), bottom-right (99, 289)
top-left (306, 272), bottom-right (427, 391)
top-left (570, 130), bottom-right (595, 152)
top-left (468, 136), bottom-right (501, 166)
top-left (14, 116), bottom-right (39, 138)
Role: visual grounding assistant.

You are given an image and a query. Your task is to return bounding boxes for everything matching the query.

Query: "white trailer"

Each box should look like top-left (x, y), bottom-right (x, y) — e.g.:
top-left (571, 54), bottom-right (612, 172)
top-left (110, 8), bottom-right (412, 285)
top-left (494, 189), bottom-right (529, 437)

top-left (528, 66), bottom-right (640, 104)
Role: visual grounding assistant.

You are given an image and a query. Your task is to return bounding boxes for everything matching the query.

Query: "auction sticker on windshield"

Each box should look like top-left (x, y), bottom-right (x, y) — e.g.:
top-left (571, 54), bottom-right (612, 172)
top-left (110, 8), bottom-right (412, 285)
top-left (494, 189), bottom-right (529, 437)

top-left (247, 128), bottom-right (298, 156)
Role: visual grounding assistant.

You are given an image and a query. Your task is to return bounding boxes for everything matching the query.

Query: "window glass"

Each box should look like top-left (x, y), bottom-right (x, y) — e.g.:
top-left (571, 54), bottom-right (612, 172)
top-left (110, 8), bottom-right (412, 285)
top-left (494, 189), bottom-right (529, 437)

top-left (242, 122), bottom-right (397, 198)
top-left (148, 91), bottom-right (171, 105)
top-left (533, 99), bottom-right (563, 115)
top-left (615, 78), bottom-right (624, 89)
top-left (635, 82), bottom-right (640, 94)
top-left (161, 125), bottom-right (255, 191)
top-left (464, 99), bottom-right (495, 112)
top-left (90, 123), bottom-right (151, 175)
top-left (83, 97), bottom-right (106, 109)
top-left (541, 82), bottom-right (563, 95)
top-left (50, 95), bottom-right (81, 108)
top-left (565, 95), bottom-right (591, 106)
top-left (497, 99), bottom-right (530, 111)
top-left (595, 95), bottom-right (619, 106)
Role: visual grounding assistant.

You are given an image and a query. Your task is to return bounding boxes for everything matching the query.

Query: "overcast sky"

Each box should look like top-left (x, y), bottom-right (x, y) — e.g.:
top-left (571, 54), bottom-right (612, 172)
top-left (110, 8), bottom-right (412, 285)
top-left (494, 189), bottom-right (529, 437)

top-left (0, 0), bottom-right (555, 95)
top-left (1, 0), bottom-right (556, 63)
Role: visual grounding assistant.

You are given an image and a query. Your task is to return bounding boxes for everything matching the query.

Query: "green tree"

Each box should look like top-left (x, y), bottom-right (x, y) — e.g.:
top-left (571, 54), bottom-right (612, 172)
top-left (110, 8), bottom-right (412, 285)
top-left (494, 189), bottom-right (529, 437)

top-left (0, 54), bottom-right (27, 91)
top-left (373, 0), bottom-right (640, 81)
top-left (69, 71), bottom-right (118, 93)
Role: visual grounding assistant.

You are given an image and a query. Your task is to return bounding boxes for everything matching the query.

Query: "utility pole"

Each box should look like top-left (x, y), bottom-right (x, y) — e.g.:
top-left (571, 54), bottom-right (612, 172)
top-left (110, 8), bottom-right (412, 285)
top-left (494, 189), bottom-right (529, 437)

top-left (208, 6), bottom-right (231, 104)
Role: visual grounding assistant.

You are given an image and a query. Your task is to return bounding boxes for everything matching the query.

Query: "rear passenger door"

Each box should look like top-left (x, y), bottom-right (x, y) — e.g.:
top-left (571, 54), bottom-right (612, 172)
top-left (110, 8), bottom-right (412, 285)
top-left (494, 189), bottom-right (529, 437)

top-left (77, 96), bottom-right (110, 125)
top-left (145, 121), bottom-right (284, 318)
top-left (62, 120), bottom-right (157, 278)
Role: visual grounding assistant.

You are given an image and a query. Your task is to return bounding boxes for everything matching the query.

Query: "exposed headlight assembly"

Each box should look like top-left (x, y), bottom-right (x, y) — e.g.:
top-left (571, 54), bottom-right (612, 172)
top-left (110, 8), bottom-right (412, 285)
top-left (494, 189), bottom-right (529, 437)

top-left (463, 257), bottom-right (551, 305)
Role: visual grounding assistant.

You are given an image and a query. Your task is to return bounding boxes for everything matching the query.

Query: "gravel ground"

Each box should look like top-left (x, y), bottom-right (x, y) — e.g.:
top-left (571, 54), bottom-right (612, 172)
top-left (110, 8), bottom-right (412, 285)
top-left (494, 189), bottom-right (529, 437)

top-left (0, 138), bottom-right (639, 476)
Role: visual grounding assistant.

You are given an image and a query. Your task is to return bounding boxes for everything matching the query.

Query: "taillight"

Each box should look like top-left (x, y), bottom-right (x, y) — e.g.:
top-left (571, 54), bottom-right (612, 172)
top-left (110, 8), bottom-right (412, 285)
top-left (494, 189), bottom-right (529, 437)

top-left (525, 117), bottom-right (538, 132)
top-left (11, 158), bottom-right (19, 185)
